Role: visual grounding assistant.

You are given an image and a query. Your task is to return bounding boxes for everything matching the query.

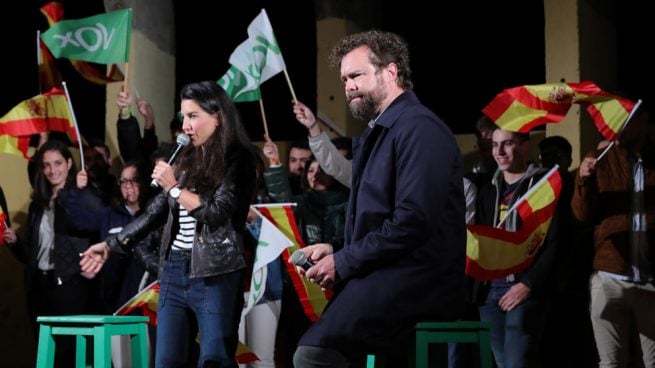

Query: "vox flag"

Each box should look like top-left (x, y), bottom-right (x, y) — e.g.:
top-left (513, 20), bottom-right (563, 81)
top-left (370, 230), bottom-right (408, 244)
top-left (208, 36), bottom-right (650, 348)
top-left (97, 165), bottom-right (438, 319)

top-left (218, 9), bottom-right (286, 102)
top-left (40, 2), bottom-right (124, 85)
top-left (483, 81), bottom-right (636, 141)
top-left (242, 210), bottom-right (294, 317)
top-left (41, 8), bottom-right (132, 64)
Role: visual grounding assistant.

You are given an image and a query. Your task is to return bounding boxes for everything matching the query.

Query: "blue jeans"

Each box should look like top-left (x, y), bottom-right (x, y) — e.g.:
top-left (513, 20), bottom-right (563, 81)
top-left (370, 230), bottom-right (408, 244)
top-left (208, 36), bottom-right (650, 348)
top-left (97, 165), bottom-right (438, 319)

top-left (478, 282), bottom-right (549, 368)
top-left (156, 251), bottom-right (243, 367)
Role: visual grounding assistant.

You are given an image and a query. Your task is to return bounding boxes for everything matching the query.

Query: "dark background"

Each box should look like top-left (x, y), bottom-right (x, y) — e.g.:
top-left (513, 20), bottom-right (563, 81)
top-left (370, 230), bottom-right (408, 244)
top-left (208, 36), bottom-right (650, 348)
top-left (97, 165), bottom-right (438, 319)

top-left (3, 1), bottom-right (652, 142)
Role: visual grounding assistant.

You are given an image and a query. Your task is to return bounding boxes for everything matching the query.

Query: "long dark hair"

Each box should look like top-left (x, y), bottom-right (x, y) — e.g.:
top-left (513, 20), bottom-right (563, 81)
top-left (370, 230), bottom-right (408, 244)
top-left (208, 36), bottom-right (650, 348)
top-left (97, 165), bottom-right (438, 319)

top-left (176, 81), bottom-right (252, 190)
top-left (32, 139), bottom-right (76, 209)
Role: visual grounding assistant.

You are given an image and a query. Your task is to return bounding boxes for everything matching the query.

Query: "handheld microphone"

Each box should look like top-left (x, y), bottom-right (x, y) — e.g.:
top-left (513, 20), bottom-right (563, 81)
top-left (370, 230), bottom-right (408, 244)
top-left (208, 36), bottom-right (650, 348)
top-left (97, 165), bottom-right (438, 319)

top-left (150, 133), bottom-right (190, 188)
top-left (290, 250), bottom-right (315, 271)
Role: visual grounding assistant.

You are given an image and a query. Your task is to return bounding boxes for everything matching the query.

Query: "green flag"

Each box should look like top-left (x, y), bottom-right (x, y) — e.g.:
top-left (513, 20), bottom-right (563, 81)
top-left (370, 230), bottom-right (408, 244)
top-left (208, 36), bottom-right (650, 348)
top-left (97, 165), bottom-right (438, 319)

top-left (217, 9), bottom-right (286, 102)
top-left (41, 9), bottom-right (132, 64)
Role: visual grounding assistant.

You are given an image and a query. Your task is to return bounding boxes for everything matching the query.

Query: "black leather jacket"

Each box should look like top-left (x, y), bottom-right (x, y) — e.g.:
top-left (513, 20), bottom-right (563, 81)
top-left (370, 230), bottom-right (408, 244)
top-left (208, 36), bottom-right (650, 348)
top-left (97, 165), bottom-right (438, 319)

top-left (107, 144), bottom-right (256, 278)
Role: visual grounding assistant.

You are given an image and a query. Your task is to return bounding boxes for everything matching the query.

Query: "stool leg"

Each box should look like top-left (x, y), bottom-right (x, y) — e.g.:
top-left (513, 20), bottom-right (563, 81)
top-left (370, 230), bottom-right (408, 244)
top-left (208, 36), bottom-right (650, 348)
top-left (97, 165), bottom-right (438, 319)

top-left (36, 324), bottom-right (55, 368)
top-left (93, 325), bottom-right (111, 368)
top-left (415, 331), bottom-right (429, 368)
top-left (366, 354), bottom-right (376, 368)
top-left (478, 329), bottom-right (493, 368)
top-left (130, 323), bottom-right (149, 368)
top-left (75, 335), bottom-right (87, 368)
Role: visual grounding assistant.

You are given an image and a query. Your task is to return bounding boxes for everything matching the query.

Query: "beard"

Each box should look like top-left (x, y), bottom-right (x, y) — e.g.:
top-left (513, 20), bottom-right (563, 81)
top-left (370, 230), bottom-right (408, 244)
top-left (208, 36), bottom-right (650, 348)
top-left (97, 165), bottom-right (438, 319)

top-left (347, 74), bottom-right (387, 121)
top-left (348, 93), bottom-right (379, 121)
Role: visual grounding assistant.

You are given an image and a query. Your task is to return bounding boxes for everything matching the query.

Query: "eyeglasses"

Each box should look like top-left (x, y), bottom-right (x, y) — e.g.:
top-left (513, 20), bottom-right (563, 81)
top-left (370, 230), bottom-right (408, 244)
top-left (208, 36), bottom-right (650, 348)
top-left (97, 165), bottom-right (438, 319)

top-left (118, 177), bottom-right (140, 187)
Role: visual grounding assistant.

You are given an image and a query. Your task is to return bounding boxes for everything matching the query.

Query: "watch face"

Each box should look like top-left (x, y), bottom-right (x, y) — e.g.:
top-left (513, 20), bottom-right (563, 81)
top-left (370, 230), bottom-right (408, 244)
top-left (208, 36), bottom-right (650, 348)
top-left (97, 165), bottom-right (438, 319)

top-left (170, 187), bottom-right (181, 199)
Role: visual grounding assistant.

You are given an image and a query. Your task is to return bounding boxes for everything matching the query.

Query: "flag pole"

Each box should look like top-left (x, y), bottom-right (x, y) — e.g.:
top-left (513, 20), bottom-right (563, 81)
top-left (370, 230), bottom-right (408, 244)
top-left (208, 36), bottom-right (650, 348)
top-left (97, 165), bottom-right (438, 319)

top-left (259, 97), bottom-right (270, 138)
top-left (283, 69), bottom-right (297, 102)
top-left (61, 81), bottom-right (85, 170)
top-left (496, 165), bottom-right (559, 228)
top-left (596, 99), bottom-right (642, 162)
top-left (36, 31), bottom-right (43, 94)
top-left (122, 62), bottom-right (130, 95)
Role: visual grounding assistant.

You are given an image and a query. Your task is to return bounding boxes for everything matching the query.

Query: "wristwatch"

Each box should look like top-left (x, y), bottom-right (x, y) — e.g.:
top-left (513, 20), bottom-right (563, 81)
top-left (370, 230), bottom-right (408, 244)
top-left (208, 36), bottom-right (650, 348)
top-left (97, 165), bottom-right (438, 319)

top-left (168, 185), bottom-right (182, 200)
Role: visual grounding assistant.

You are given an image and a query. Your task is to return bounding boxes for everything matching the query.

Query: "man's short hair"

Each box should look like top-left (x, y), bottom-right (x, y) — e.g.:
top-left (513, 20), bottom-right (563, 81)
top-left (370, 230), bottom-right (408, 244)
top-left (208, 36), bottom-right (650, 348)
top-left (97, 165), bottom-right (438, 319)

top-left (539, 135), bottom-right (572, 156)
top-left (475, 116), bottom-right (496, 138)
top-left (288, 139), bottom-right (310, 154)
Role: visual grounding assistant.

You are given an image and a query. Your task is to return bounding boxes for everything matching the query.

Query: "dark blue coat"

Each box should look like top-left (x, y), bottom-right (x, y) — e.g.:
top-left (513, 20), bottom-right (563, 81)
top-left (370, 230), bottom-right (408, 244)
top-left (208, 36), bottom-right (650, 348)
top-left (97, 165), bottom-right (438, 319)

top-left (299, 91), bottom-right (467, 357)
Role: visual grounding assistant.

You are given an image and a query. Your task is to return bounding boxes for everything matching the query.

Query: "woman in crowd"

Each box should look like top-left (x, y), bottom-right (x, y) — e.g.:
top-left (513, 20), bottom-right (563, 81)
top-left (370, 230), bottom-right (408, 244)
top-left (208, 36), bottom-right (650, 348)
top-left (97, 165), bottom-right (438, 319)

top-left (7, 139), bottom-right (95, 366)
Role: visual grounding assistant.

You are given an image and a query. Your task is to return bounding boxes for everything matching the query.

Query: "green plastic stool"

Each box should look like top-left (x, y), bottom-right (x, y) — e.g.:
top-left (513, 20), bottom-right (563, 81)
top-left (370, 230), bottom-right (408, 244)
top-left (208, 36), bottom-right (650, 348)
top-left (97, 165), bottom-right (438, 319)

top-left (36, 315), bottom-right (149, 368)
top-left (415, 321), bottom-right (493, 368)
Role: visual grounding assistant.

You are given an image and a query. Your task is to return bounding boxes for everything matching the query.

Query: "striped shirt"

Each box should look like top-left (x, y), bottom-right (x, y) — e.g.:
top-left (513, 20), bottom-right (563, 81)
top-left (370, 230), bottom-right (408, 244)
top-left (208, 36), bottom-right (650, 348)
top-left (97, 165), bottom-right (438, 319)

top-left (172, 205), bottom-right (196, 250)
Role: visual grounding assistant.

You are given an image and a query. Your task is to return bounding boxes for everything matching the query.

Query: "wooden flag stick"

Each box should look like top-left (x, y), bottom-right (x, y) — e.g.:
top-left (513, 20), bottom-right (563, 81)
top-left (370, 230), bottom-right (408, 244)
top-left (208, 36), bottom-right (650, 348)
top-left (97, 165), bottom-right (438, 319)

top-left (259, 98), bottom-right (270, 138)
top-left (122, 62), bottom-right (130, 95)
top-left (61, 81), bottom-right (85, 170)
top-left (283, 69), bottom-right (297, 103)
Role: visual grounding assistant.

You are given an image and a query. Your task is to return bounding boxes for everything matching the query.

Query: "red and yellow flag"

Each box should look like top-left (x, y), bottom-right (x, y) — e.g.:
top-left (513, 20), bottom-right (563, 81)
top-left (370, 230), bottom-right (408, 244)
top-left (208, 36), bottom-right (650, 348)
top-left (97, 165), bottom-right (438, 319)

top-left (40, 1), bottom-right (124, 85)
top-left (0, 88), bottom-right (76, 158)
top-left (483, 81), bottom-right (636, 141)
top-left (38, 37), bottom-right (62, 92)
top-left (235, 342), bottom-right (259, 364)
top-left (256, 204), bottom-right (331, 322)
top-left (42, 88), bottom-right (78, 143)
top-left (514, 167), bottom-right (562, 220)
top-left (0, 206), bottom-right (7, 246)
top-left (114, 281), bottom-right (160, 326)
top-left (466, 168), bottom-right (561, 281)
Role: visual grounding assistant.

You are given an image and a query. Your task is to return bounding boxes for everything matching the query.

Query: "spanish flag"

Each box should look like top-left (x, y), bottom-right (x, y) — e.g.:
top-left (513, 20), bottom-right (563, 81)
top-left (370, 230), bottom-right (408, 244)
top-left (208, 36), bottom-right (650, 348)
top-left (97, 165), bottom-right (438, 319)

top-left (114, 280), bottom-right (160, 325)
top-left (255, 203), bottom-right (331, 322)
top-left (40, 1), bottom-right (124, 85)
top-left (466, 167), bottom-right (561, 281)
top-left (0, 88), bottom-right (74, 158)
top-left (0, 206), bottom-right (7, 246)
top-left (483, 81), bottom-right (636, 141)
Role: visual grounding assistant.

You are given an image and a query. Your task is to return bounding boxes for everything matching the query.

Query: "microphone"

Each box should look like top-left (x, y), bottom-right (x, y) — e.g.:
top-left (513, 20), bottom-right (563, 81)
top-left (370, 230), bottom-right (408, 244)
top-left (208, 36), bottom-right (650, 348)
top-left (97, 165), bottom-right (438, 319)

top-left (150, 133), bottom-right (190, 188)
top-left (290, 250), bottom-right (315, 271)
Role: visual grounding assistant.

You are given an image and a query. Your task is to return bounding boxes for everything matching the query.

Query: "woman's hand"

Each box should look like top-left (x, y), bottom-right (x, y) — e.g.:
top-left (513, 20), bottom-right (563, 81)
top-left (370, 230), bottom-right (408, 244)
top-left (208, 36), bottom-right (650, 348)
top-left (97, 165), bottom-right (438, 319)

top-left (80, 241), bottom-right (110, 274)
top-left (2, 228), bottom-right (17, 246)
top-left (151, 161), bottom-right (177, 192)
top-left (76, 170), bottom-right (88, 189)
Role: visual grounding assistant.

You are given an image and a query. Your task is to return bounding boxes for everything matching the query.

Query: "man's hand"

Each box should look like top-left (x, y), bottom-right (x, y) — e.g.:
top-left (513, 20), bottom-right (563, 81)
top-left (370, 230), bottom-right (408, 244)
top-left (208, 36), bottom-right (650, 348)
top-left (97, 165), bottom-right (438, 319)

top-left (498, 282), bottom-right (531, 311)
top-left (289, 243), bottom-right (336, 289)
top-left (292, 100), bottom-right (321, 137)
top-left (80, 241), bottom-right (110, 274)
top-left (262, 135), bottom-right (280, 164)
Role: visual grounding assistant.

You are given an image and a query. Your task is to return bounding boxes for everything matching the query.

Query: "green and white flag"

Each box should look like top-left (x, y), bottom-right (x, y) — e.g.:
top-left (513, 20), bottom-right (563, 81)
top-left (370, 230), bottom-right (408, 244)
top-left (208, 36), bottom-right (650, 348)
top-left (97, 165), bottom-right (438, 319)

top-left (242, 209), bottom-right (293, 317)
top-left (218, 9), bottom-right (286, 102)
top-left (41, 9), bottom-right (132, 64)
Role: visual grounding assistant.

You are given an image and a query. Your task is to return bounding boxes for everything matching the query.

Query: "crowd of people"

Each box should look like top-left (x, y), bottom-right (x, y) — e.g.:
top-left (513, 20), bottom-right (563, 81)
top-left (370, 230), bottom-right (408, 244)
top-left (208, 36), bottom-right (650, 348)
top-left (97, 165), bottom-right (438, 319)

top-left (1, 29), bottom-right (654, 368)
